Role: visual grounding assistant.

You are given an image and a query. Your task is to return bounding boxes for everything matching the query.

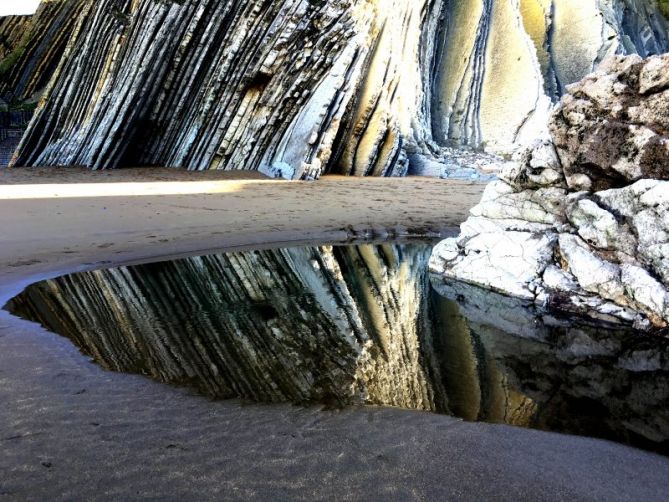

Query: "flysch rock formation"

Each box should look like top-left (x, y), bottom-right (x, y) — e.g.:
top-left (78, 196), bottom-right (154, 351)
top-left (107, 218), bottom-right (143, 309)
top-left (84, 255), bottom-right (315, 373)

top-left (0, 1), bottom-right (86, 166)
top-left (430, 53), bottom-right (669, 333)
top-left (0, 0), bottom-right (86, 104)
top-left (3, 0), bottom-right (668, 177)
top-left (0, 16), bottom-right (31, 63)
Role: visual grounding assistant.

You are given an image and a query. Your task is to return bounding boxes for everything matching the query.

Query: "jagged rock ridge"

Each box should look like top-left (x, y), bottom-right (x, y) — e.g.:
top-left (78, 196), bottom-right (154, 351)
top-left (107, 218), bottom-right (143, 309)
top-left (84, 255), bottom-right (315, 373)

top-left (430, 53), bottom-right (669, 332)
top-left (4, 0), bottom-right (668, 177)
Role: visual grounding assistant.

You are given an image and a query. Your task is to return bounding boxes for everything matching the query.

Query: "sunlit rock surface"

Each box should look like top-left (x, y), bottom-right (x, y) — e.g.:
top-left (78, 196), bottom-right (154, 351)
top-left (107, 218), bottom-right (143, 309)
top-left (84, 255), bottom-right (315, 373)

top-left (431, 53), bottom-right (669, 331)
top-left (7, 243), bottom-right (669, 453)
top-left (3, 0), bottom-right (667, 176)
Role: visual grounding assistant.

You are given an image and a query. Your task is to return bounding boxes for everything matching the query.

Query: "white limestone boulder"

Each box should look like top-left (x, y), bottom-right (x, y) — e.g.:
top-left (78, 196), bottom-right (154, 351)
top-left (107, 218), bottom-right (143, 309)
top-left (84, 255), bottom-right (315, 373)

top-left (431, 54), bottom-right (669, 332)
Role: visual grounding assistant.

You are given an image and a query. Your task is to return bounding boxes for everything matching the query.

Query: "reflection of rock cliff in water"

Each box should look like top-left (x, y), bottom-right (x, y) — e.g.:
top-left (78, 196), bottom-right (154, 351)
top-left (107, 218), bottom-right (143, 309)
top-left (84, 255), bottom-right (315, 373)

top-left (8, 244), bottom-right (448, 412)
top-left (7, 243), bottom-right (669, 453)
top-left (432, 278), bottom-right (669, 454)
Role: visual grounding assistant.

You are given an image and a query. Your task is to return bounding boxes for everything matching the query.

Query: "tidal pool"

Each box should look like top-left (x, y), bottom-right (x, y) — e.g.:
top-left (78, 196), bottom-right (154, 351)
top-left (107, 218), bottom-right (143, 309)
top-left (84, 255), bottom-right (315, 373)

top-left (6, 242), bottom-right (669, 454)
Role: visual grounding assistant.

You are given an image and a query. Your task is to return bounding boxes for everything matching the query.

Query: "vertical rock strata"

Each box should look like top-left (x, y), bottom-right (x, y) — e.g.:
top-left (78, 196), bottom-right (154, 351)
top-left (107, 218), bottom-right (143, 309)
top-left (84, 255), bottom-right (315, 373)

top-left (0, 0), bottom-right (86, 103)
top-left (12, 0), bottom-right (438, 177)
top-left (4, 0), bottom-right (668, 176)
top-left (430, 53), bottom-right (669, 332)
top-left (0, 1), bottom-right (87, 166)
top-left (0, 16), bottom-right (32, 63)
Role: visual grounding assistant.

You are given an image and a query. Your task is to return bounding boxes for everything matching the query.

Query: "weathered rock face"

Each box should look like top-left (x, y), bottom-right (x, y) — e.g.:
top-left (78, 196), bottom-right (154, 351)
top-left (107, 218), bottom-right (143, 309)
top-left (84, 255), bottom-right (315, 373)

top-left (551, 53), bottom-right (669, 189)
top-left (430, 53), bottom-right (669, 332)
top-left (13, 0), bottom-right (436, 177)
top-left (0, 0), bottom-right (85, 103)
top-left (3, 0), bottom-right (668, 176)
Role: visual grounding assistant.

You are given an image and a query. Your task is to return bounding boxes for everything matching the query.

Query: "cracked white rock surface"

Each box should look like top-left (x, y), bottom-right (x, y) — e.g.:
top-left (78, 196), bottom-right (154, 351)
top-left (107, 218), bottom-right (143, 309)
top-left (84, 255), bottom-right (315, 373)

top-left (431, 54), bottom-right (669, 332)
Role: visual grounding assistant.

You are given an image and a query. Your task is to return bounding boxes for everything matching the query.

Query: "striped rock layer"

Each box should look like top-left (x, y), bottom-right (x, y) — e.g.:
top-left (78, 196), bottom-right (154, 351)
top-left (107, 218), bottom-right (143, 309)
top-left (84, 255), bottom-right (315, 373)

top-left (0, 0), bottom-right (86, 103)
top-left (4, 0), bottom-right (669, 177)
top-left (0, 16), bottom-right (32, 63)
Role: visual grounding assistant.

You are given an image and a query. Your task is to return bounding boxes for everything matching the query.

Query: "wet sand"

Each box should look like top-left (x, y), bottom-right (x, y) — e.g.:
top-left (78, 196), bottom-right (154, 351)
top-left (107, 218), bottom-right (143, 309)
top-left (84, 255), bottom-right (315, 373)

top-left (0, 168), bottom-right (667, 501)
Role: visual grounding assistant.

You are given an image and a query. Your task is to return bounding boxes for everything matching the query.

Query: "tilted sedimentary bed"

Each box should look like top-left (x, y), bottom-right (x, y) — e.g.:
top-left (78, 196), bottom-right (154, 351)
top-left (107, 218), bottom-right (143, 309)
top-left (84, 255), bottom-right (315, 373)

top-left (0, 0), bottom-right (86, 102)
top-left (431, 53), bottom-right (669, 331)
top-left (0, 16), bottom-right (32, 63)
top-left (2, 0), bottom-right (667, 177)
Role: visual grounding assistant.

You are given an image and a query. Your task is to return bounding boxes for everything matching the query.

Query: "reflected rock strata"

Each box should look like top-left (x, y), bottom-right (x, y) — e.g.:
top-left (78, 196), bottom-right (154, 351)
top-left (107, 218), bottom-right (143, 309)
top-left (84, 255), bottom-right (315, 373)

top-left (7, 243), bottom-right (669, 453)
top-left (432, 278), bottom-right (669, 453)
top-left (9, 244), bottom-right (446, 411)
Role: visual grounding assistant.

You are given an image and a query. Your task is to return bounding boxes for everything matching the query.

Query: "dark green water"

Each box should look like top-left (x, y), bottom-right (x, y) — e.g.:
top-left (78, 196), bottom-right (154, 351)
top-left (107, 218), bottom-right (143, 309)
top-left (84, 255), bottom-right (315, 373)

top-left (7, 242), bottom-right (669, 454)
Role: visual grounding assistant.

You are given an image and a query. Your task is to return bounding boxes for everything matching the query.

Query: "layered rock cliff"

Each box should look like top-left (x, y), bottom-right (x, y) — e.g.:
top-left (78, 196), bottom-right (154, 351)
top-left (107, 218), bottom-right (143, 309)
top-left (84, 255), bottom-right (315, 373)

top-left (430, 53), bottom-right (669, 332)
top-left (0, 0), bottom-right (85, 104)
top-left (4, 0), bottom-right (668, 177)
top-left (0, 16), bottom-right (31, 64)
top-left (0, 1), bottom-right (86, 166)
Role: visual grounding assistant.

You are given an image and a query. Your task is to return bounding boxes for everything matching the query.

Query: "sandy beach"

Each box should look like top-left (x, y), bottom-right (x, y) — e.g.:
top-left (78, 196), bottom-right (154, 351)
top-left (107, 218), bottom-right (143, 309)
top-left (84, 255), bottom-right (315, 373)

top-left (0, 168), bottom-right (481, 301)
top-left (1, 168), bottom-right (668, 501)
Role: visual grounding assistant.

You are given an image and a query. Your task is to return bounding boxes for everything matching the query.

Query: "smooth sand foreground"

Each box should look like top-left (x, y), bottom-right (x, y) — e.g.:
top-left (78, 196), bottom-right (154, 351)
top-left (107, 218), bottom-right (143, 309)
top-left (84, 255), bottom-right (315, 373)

top-left (1, 168), bottom-right (667, 501)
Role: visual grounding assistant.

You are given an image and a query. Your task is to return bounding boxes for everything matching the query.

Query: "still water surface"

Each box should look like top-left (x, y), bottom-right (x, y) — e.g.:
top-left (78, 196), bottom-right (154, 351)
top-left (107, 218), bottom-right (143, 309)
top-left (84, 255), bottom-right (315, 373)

top-left (7, 242), bottom-right (669, 454)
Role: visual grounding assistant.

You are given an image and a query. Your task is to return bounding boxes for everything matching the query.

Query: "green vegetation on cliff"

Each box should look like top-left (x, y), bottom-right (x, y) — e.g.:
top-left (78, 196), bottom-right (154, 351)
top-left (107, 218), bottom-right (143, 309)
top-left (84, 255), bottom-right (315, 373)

top-left (660, 0), bottom-right (669, 18)
top-left (0, 42), bottom-right (27, 77)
